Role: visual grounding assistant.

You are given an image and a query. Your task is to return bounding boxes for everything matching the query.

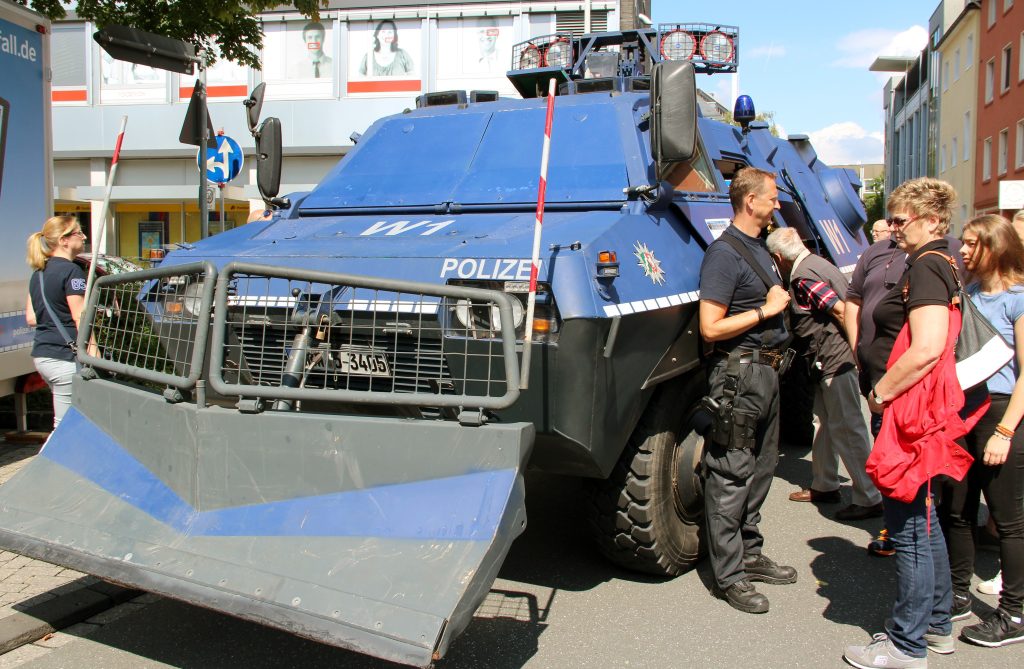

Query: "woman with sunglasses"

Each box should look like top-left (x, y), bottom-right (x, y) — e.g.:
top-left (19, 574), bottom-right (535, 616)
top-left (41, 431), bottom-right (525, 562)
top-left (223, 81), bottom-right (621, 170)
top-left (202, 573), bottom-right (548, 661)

top-left (845, 178), bottom-right (970, 669)
top-left (940, 214), bottom-right (1024, 648)
top-left (24, 216), bottom-right (88, 428)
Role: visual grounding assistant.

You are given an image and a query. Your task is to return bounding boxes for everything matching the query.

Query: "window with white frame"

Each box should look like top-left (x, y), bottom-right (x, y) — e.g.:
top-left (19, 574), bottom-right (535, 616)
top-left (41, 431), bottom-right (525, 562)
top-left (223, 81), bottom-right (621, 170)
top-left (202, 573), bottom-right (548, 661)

top-left (986, 58), bottom-right (996, 101)
top-left (943, 60), bottom-right (950, 90)
top-left (941, 144), bottom-right (947, 172)
top-left (999, 129), bottom-right (1009, 175)
top-left (955, 48), bottom-right (961, 80)
top-left (1017, 119), bottom-right (1024, 168)
top-left (1020, 31), bottom-right (1024, 81)
top-left (990, 0), bottom-right (998, 26)
top-left (1003, 44), bottom-right (1013, 92)
top-left (51, 23), bottom-right (88, 104)
top-left (964, 112), bottom-right (972, 160)
top-left (967, 34), bottom-right (974, 68)
top-left (952, 137), bottom-right (958, 167)
top-left (984, 137), bottom-right (993, 180)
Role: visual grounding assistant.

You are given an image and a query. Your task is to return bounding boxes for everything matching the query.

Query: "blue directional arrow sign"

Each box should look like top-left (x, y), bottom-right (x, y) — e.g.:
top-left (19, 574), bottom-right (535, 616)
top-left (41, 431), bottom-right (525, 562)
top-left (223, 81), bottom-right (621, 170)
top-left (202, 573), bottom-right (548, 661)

top-left (197, 135), bottom-right (244, 184)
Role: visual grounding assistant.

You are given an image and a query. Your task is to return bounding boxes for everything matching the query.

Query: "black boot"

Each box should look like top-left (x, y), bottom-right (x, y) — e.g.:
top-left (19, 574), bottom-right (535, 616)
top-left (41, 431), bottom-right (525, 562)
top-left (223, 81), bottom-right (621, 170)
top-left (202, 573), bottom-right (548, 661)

top-left (743, 553), bottom-right (797, 585)
top-left (714, 579), bottom-right (769, 614)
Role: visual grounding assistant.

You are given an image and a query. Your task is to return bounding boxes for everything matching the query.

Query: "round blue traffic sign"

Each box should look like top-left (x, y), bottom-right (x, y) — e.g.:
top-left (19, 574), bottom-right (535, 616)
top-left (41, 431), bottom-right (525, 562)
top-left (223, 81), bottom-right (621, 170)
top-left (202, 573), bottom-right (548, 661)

top-left (197, 135), bottom-right (244, 184)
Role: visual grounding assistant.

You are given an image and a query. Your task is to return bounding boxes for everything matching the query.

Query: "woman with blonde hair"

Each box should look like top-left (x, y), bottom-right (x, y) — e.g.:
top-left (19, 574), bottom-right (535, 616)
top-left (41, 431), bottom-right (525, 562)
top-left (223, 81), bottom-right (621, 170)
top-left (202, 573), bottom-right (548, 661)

top-left (844, 178), bottom-right (973, 667)
top-left (942, 213), bottom-right (1024, 648)
top-left (25, 216), bottom-right (88, 427)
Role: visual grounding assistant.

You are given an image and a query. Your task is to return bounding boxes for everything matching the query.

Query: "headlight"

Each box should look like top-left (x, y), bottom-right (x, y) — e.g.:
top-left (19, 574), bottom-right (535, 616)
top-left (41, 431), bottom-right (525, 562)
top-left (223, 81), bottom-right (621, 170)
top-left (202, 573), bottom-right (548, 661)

top-left (182, 280), bottom-right (205, 317)
top-left (448, 281), bottom-right (560, 342)
top-left (453, 295), bottom-right (524, 334)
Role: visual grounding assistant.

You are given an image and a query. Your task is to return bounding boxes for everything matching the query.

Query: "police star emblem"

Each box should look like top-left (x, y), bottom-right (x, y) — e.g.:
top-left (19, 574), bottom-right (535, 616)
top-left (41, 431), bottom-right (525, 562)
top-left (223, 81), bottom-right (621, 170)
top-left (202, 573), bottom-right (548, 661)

top-left (633, 241), bottom-right (665, 285)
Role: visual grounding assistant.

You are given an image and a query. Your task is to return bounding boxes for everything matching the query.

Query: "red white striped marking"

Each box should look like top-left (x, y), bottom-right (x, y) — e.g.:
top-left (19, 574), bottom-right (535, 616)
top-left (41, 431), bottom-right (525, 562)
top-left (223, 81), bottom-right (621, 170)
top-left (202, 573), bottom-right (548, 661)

top-left (520, 78), bottom-right (556, 389)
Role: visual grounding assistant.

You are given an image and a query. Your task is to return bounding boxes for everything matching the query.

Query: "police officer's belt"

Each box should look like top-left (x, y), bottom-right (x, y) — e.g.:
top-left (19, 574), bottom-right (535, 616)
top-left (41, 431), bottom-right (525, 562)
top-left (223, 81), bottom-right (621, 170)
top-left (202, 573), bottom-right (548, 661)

top-left (715, 347), bottom-right (785, 370)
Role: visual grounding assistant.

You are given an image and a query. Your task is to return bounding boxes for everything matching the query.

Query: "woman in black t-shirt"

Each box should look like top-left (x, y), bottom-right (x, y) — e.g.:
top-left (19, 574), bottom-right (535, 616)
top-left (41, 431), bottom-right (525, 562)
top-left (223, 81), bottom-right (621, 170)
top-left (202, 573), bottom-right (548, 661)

top-left (25, 216), bottom-right (88, 428)
top-left (844, 179), bottom-right (960, 667)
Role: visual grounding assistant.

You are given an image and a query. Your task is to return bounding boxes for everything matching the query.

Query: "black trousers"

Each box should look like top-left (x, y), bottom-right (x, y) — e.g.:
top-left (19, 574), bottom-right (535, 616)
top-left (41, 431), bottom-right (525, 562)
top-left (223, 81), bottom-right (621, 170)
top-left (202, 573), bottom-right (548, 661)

top-left (938, 394), bottom-right (1024, 615)
top-left (703, 357), bottom-right (780, 590)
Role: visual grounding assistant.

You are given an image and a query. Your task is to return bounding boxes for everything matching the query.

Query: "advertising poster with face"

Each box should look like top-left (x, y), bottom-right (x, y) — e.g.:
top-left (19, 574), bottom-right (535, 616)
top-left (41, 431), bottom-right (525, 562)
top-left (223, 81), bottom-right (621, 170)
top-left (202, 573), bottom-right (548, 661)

top-left (347, 19), bottom-right (421, 94)
top-left (435, 16), bottom-right (516, 97)
top-left (262, 20), bottom-right (334, 98)
top-left (100, 50), bottom-right (167, 103)
top-left (179, 45), bottom-right (249, 100)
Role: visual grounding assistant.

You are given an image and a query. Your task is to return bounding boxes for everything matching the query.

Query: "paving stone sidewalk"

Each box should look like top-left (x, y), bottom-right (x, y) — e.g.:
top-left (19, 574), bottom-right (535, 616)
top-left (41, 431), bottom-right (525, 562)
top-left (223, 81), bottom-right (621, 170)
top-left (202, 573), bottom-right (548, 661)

top-left (0, 440), bottom-right (144, 662)
top-left (0, 443), bottom-right (95, 622)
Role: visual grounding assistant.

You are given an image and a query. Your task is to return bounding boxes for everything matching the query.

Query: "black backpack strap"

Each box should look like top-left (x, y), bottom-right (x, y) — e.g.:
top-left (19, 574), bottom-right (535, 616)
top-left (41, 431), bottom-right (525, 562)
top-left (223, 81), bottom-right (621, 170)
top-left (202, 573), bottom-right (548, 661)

top-left (718, 232), bottom-right (778, 290)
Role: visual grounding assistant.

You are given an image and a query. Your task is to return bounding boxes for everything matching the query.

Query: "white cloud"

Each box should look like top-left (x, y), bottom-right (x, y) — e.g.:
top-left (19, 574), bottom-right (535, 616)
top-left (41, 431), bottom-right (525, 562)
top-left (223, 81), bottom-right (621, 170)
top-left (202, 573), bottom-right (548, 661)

top-left (747, 43), bottom-right (786, 60)
top-left (701, 75), bottom-right (735, 108)
top-left (808, 121), bottom-right (884, 164)
top-left (833, 25), bottom-right (928, 69)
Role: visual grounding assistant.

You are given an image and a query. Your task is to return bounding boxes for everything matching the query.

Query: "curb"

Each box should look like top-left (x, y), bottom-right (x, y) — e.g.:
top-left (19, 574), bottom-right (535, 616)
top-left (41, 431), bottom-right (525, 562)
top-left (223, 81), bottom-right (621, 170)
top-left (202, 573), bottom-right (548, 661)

top-left (0, 581), bottom-right (140, 654)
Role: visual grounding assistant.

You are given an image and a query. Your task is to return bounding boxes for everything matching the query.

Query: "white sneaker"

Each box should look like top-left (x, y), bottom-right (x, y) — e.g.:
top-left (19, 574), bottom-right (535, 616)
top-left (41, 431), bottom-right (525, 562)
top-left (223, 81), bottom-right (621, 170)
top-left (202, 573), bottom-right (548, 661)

top-left (977, 571), bottom-right (1003, 596)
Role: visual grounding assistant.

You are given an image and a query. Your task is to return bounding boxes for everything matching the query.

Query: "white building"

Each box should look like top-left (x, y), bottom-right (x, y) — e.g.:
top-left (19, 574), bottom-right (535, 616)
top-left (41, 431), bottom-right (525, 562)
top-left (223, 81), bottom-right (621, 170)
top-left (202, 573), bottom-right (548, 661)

top-left (51, 1), bottom-right (645, 263)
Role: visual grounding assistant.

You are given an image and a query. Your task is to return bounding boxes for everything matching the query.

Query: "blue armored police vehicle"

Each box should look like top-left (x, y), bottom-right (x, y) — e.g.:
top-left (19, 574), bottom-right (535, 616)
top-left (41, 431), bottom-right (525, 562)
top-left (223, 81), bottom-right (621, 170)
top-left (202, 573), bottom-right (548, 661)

top-left (0, 24), bottom-right (868, 667)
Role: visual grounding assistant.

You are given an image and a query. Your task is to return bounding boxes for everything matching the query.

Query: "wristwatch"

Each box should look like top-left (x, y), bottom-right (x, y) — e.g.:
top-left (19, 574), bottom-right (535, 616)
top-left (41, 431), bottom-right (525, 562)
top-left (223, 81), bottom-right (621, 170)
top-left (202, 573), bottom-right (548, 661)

top-left (871, 387), bottom-right (885, 406)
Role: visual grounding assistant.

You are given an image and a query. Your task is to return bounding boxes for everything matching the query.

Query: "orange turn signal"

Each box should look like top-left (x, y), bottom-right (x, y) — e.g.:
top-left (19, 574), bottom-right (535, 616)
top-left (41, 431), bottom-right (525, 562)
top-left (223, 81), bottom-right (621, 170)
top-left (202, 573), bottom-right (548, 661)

top-left (165, 302), bottom-right (184, 315)
top-left (532, 318), bottom-right (552, 333)
top-left (598, 250), bottom-right (617, 263)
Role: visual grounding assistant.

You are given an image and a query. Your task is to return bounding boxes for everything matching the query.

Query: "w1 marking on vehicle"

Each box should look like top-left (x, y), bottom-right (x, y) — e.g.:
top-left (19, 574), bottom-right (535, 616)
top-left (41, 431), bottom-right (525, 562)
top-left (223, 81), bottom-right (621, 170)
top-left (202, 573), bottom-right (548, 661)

top-left (440, 258), bottom-right (538, 281)
top-left (819, 218), bottom-right (851, 255)
top-left (360, 219), bottom-right (455, 236)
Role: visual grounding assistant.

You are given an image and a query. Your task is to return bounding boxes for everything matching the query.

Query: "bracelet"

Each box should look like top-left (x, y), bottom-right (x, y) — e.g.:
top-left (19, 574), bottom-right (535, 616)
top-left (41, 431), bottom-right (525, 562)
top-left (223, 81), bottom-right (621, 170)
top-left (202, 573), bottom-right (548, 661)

top-left (994, 432), bottom-right (1012, 441)
top-left (755, 306), bottom-right (765, 323)
top-left (995, 424), bottom-right (1015, 438)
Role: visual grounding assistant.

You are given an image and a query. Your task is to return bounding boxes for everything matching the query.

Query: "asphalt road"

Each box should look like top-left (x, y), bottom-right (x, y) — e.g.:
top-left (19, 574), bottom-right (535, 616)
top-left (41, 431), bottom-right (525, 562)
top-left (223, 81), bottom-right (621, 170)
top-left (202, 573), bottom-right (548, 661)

top-left (5, 444), bottom-right (1023, 669)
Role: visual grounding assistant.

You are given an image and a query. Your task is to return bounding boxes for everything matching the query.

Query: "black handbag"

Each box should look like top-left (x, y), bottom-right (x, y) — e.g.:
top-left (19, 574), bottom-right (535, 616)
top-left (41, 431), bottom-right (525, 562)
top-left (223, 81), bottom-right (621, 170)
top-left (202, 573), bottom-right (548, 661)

top-left (910, 251), bottom-right (1013, 391)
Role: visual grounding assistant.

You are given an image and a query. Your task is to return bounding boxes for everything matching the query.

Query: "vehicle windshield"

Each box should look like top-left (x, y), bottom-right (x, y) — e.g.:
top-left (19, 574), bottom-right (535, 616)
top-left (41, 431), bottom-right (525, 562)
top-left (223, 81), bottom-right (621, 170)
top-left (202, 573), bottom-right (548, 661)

top-left (300, 100), bottom-right (631, 212)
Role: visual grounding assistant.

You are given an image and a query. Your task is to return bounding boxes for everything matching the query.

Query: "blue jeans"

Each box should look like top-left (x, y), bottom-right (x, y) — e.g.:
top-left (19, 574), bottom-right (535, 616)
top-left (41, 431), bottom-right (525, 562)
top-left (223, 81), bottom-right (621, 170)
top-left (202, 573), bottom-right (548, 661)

top-left (883, 484), bottom-right (953, 658)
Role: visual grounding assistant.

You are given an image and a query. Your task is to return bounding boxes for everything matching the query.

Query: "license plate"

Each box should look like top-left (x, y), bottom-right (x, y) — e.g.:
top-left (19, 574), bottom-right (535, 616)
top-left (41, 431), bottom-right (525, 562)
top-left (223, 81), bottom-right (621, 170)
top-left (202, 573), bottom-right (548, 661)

top-left (337, 346), bottom-right (392, 377)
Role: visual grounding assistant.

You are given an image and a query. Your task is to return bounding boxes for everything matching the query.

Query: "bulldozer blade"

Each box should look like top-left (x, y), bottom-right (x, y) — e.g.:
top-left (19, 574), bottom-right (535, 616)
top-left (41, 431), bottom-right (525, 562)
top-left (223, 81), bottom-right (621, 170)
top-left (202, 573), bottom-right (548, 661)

top-left (0, 378), bottom-right (534, 667)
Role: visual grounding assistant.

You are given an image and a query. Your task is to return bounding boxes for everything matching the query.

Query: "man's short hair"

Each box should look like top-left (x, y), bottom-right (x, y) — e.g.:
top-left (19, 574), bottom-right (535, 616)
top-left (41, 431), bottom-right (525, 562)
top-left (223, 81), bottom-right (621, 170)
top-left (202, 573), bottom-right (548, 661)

top-left (303, 21), bottom-right (325, 39)
top-left (871, 219), bottom-right (889, 231)
top-left (729, 167), bottom-right (777, 214)
top-left (766, 227), bottom-right (806, 261)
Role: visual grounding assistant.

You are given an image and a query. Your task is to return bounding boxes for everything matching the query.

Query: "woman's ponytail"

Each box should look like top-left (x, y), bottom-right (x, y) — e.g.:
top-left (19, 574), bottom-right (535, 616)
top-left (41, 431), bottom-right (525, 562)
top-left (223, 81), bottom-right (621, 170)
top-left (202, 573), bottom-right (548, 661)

top-left (25, 216), bottom-right (77, 271)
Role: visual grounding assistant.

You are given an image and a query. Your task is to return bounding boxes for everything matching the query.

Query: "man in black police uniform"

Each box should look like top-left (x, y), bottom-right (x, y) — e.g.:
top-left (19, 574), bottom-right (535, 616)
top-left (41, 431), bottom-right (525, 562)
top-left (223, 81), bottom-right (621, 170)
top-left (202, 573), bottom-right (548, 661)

top-left (698, 166), bottom-right (797, 614)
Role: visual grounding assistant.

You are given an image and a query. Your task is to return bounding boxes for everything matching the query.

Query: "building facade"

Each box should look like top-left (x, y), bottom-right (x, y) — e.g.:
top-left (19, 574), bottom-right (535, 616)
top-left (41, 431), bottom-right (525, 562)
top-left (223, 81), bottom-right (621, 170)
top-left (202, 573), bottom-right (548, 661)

top-left (974, 0), bottom-right (1024, 214)
top-left (936, 1), bottom-right (980, 232)
top-left (50, 1), bottom-right (648, 264)
top-left (878, 44), bottom-right (935, 196)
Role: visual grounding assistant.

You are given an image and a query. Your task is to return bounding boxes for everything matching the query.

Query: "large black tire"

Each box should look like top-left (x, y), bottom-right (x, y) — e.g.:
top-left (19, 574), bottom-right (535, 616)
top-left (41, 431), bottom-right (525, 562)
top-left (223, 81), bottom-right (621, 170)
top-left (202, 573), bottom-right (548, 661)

top-left (587, 375), bottom-right (707, 577)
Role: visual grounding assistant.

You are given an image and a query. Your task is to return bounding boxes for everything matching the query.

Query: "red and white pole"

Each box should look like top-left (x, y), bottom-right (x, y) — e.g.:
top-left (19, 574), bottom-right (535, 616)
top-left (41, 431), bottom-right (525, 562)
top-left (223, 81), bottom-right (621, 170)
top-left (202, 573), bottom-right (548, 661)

top-left (520, 78), bottom-right (556, 390)
top-left (84, 116), bottom-right (128, 306)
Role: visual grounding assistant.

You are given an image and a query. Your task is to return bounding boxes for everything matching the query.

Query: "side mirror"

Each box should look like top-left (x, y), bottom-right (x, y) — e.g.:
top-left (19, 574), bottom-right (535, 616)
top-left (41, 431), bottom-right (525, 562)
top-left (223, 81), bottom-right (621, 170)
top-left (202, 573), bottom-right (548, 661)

top-left (650, 61), bottom-right (697, 179)
top-left (255, 117), bottom-right (282, 201)
top-left (244, 83), bottom-right (266, 134)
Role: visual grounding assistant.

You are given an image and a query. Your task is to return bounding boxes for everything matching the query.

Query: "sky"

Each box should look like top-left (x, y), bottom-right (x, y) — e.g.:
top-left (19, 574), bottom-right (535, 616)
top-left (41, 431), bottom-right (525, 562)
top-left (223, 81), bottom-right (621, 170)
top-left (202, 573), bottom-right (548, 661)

top-left (651, 1), bottom-right (937, 165)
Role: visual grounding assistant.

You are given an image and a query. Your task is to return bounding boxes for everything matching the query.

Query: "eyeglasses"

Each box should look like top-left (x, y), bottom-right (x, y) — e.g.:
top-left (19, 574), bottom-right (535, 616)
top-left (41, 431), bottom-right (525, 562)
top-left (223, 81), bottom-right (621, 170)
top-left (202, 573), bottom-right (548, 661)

top-left (886, 215), bottom-right (919, 228)
top-left (62, 229), bottom-right (86, 238)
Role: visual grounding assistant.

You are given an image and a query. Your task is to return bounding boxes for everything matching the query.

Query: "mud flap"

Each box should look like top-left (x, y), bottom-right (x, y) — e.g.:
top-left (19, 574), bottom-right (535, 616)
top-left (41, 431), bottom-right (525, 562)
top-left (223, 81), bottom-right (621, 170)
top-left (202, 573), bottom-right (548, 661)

top-left (0, 378), bottom-right (534, 667)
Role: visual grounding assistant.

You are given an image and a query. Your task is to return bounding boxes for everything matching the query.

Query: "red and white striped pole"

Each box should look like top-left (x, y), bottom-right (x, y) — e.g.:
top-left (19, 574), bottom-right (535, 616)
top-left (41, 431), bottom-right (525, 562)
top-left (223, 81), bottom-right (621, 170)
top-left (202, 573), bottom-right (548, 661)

top-left (520, 78), bottom-right (556, 390)
top-left (84, 116), bottom-right (128, 306)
